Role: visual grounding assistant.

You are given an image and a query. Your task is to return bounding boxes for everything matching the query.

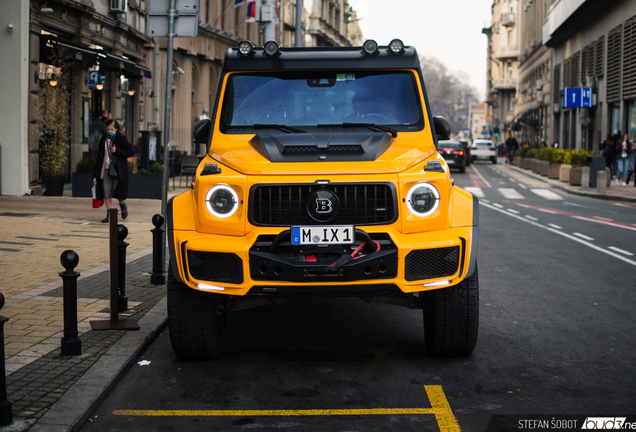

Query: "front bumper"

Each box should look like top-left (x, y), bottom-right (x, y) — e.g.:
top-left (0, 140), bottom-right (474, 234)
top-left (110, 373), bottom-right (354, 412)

top-left (169, 223), bottom-right (477, 297)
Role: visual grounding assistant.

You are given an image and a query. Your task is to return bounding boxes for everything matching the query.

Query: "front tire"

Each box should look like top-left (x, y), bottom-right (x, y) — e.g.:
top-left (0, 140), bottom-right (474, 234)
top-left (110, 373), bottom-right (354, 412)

top-left (423, 265), bottom-right (479, 357)
top-left (168, 261), bottom-right (228, 360)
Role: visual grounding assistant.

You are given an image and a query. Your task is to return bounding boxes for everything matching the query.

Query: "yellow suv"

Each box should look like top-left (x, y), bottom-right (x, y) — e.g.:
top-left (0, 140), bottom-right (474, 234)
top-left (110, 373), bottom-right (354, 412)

top-left (167, 40), bottom-right (479, 359)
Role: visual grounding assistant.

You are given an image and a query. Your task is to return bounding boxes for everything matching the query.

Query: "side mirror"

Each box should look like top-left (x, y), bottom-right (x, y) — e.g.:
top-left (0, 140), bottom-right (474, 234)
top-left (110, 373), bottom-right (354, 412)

top-left (433, 116), bottom-right (451, 141)
top-left (193, 119), bottom-right (211, 144)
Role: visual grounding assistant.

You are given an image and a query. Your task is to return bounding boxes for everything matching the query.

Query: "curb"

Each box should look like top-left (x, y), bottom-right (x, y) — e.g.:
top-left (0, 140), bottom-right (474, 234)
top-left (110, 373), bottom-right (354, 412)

top-left (28, 297), bottom-right (168, 432)
top-left (504, 164), bottom-right (636, 203)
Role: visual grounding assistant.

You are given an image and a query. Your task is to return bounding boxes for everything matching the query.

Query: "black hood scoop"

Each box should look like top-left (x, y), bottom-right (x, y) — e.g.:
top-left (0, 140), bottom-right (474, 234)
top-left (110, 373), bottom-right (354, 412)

top-left (250, 133), bottom-right (393, 162)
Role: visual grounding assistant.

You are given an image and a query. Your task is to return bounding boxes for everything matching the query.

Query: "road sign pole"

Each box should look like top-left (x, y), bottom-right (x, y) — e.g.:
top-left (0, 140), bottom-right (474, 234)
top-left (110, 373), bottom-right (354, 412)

top-left (161, 0), bottom-right (177, 274)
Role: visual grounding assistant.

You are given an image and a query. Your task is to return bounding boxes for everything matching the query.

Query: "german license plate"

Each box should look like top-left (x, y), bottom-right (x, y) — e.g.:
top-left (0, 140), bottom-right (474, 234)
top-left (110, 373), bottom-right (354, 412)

top-left (291, 226), bottom-right (355, 245)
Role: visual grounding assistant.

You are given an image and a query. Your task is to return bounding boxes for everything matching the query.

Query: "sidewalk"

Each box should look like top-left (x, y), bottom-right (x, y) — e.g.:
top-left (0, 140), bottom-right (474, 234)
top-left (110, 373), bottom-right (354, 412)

top-left (497, 157), bottom-right (636, 203)
top-left (0, 184), bottom-right (190, 431)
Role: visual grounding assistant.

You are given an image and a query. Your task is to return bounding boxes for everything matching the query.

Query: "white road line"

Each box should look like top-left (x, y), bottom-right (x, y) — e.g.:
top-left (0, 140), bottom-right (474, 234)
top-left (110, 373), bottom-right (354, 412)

top-left (507, 209), bottom-right (520, 214)
top-left (469, 164), bottom-right (492, 188)
top-left (464, 187), bottom-right (485, 198)
top-left (499, 188), bottom-right (525, 199)
top-left (608, 246), bottom-right (634, 256)
top-left (480, 201), bottom-right (636, 267)
top-left (531, 189), bottom-right (563, 200)
top-left (592, 216), bottom-right (613, 221)
top-left (525, 215), bottom-right (538, 221)
top-left (573, 233), bottom-right (594, 241)
top-left (518, 183), bottom-right (528, 189)
top-left (548, 224), bottom-right (562, 229)
top-left (493, 203), bottom-right (504, 208)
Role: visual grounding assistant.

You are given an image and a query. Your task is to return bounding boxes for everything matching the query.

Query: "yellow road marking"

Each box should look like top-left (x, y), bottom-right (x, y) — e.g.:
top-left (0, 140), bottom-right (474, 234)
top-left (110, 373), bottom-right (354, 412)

top-left (114, 385), bottom-right (461, 431)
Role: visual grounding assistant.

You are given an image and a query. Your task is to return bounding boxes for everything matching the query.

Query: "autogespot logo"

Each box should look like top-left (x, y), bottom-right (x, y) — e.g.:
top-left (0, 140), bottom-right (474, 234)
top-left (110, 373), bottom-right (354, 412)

top-left (307, 189), bottom-right (339, 222)
top-left (582, 417), bottom-right (632, 429)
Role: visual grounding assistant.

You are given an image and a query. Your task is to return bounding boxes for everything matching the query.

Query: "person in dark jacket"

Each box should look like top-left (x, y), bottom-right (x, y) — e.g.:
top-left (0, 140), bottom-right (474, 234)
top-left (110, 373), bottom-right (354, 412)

top-left (505, 135), bottom-right (519, 165)
top-left (93, 120), bottom-right (134, 223)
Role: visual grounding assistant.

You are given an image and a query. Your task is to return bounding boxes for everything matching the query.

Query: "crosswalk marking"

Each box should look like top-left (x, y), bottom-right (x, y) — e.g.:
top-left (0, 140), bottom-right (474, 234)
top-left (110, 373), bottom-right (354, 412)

top-left (499, 188), bottom-right (525, 199)
top-left (531, 189), bottom-right (563, 200)
top-left (463, 187), bottom-right (485, 198)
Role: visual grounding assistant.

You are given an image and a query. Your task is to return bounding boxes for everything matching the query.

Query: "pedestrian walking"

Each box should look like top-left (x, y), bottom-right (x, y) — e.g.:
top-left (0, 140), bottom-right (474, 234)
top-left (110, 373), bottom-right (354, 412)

top-left (603, 134), bottom-right (615, 172)
top-left (93, 119), bottom-right (134, 223)
top-left (612, 130), bottom-right (622, 178)
top-left (616, 134), bottom-right (631, 187)
top-left (505, 134), bottom-right (519, 165)
top-left (625, 133), bottom-right (636, 186)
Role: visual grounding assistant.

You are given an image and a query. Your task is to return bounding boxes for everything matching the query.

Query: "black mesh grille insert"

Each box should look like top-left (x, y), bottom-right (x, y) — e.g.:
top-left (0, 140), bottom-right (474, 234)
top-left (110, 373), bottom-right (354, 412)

top-left (404, 247), bottom-right (460, 281)
top-left (250, 183), bottom-right (396, 226)
top-left (187, 250), bottom-right (243, 284)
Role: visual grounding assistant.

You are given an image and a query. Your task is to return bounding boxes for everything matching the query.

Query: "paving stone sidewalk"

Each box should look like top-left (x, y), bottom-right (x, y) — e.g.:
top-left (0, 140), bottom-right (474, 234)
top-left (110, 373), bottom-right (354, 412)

top-left (1, 253), bottom-right (167, 432)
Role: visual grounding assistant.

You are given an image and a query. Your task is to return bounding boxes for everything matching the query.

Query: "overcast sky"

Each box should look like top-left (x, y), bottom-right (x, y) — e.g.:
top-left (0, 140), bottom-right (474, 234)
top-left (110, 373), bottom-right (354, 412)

top-left (306, 0), bottom-right (493, 100)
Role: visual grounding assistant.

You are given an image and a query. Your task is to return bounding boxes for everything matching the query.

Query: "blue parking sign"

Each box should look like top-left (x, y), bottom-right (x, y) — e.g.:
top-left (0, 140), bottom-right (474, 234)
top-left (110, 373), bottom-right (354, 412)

top-left (88, 71), bottom-right (100, 86)
top-left (564, 88), bottom-right (593, 108)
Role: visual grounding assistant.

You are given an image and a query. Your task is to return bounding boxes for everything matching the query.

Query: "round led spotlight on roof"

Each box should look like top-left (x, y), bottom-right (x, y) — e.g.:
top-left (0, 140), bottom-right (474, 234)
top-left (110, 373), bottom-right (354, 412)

top-left (362, 39), bottom-right (378, 55)
top-left (237, 40), bottom-right (254, 56)
top-left (388, 38), bottom-right (405, 54)
top-left (264, 40), bottom-right (280, 56)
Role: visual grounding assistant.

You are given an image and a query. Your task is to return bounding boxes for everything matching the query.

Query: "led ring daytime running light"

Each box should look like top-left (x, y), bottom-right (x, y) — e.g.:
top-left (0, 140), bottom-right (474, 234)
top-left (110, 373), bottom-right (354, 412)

top-left (205, 185), bottom-right (239, 219)
top-left (406, 182), bottom-right (440, 217)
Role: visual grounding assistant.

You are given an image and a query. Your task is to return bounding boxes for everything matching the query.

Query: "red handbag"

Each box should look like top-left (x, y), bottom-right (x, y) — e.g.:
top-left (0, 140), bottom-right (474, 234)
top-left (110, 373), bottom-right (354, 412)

top-left (92, 184), bottom-right (104, 208)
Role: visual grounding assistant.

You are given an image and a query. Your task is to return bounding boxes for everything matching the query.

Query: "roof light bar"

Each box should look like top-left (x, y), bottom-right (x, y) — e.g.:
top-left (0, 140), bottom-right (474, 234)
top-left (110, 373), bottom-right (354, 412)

top-left (237, 40), bottom-right (254, 56)
top-left (362, 39), bottom-right (378, 55)
top-left (388, 38), bottom-right (405, 54)
top-left (264, 40), bottom-right (280, 56)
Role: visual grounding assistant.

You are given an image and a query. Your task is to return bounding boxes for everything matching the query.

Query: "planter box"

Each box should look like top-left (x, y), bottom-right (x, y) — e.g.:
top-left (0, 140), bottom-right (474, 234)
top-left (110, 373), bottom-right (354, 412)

top-left (128, 174), bottom-right (162, 199)
top-left (559, 164), bottom-right (572, 182)
top-left (535, 160), bottom-right (549, 176)
top-left (569, 166), bottom-right (583, 186)
top-left (524, 158), bottom-right (535, 170)
top-left (514, 154), bottom-right (521, 166)
top-left (72, 172), bottom-right (92, 197)
top-left (548, 163), bottom-right (562, 179)
top-left (72, 172), bottom-right (162, 199)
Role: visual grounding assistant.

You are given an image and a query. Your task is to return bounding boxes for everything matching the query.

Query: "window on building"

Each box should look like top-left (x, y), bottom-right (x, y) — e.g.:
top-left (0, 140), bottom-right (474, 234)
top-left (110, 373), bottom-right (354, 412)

top-left (508, 30), bottom-right (513, 45)
top-left (610, 104), bottom-right (621, 135)
top-left (627, 100), bottom-right (636, 139)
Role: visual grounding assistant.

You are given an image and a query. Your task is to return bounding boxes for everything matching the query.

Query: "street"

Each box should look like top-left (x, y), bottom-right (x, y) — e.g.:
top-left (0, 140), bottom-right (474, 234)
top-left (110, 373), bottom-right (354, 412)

top-left (80, 162), bottom-right (636, 432)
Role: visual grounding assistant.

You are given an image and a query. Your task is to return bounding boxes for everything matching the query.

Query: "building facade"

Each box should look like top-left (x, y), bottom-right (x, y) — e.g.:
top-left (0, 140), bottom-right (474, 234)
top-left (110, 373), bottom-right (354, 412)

top-left (544, 0), bottom-right (636, 153)
top-left (483, 0), bottom-right (521, 145)
top-left (307, 0), bottom-right (351, 47)
top-left (515, 0), bottom-right (552, 146)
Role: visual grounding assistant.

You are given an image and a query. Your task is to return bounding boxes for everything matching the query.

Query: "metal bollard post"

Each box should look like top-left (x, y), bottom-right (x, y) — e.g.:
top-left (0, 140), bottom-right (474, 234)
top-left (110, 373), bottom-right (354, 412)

top-left (151, 214), bottom-right (165, 285)
top-left (60, 250), bottom-right (81, 356)
top-left (0, 292), bottom-right (12, 426)
top-left (117, 225), bottom-right (129, 312)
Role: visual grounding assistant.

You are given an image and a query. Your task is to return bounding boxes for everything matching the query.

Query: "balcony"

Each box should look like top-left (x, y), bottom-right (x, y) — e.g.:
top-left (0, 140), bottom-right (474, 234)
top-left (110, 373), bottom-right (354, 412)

top-left (495, 44), bottom-right (520, 60)
top-left (501, 13), bottom-right (515, 27)
top-left (493, 78), bottom-right (517, 90)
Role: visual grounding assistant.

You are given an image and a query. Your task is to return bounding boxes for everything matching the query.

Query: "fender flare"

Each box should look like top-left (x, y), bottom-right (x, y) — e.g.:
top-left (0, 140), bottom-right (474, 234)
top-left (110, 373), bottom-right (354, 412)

top-left (465, 192), bottom-right (479, 278)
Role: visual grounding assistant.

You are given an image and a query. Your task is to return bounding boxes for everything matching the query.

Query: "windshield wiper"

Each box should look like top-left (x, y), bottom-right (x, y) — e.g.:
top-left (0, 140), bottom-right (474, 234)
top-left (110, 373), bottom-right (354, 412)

top-left (317, 123), bottom-right (398, 138)
top-left (253, 124), bottom-right (306, 133)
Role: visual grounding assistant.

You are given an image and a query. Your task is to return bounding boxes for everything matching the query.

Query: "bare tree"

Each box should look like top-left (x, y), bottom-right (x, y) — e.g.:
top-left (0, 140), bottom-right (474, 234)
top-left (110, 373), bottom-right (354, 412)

top-left (420, 56), bottom-right (479, 135)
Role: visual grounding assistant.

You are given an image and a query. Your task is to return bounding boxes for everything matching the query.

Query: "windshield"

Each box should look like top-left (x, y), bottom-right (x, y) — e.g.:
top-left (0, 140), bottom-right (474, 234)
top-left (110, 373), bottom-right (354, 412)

top-left (220, 71), bottom-right (424, 133)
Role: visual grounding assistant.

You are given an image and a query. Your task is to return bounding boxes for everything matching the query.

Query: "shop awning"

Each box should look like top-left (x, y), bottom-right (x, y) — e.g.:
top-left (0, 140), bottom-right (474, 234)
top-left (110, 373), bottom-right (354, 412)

top-left (98, 52), bottom-right (152, 79)
top-left (40, 36), bottom-right (99, 65)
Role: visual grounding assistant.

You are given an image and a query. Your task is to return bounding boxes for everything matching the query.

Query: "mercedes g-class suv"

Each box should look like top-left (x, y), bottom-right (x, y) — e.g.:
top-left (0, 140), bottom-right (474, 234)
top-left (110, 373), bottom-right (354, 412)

top-left (167, 39), bottom-right (479, 360)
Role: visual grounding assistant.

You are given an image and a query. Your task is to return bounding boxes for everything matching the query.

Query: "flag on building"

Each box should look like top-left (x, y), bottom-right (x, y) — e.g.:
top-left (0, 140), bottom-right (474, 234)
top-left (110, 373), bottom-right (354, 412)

top-left (234, 0), bottom-right (255, 8)
top-left (246, 2), bottom-right (257, 22)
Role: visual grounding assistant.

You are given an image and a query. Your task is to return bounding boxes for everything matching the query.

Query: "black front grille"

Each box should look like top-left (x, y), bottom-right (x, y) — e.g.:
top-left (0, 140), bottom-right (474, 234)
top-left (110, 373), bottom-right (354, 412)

top-left (404, 247), bottom-right (460, 281)
top-left (187, 250), bottom-right (243, 284)
top-left (249, 183), bottom-right (397, 226)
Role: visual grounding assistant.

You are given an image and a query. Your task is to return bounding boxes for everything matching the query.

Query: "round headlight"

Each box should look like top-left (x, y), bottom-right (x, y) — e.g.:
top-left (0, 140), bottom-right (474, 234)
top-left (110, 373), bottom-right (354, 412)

top-left (406, 183), bottom-right (440, 217)
top-left (237, 40), bottom-right (254, 56)
top-left (362, 39), bottom-right (378, 55)
top-left (388, 38), bottom-right (405, 54)
top-left (264, 40), bottom-right (280, 56)
top-left (205, 185), bottom-right (239, 219)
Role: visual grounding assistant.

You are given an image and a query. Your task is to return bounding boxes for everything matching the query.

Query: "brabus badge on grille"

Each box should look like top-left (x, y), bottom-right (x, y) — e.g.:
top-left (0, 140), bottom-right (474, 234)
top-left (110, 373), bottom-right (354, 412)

top-left (307, 189), bottom-right (339, 222)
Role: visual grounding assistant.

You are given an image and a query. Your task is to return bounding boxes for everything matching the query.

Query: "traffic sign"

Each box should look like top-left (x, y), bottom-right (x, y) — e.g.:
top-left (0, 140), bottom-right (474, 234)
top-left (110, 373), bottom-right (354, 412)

top-left (563, 87), bottom-right (593, 108)
top-left (88, 71), bottom-right (100, 86)
top-left (148, 0), bottom-right (199, 15)
top-left (147, 0), bottom-right (199, 38)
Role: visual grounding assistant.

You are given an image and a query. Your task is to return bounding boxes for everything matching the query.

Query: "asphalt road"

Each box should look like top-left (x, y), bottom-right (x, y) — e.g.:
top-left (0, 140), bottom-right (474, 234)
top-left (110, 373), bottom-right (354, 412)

top-left (80, 162), bottom-right (636, 432)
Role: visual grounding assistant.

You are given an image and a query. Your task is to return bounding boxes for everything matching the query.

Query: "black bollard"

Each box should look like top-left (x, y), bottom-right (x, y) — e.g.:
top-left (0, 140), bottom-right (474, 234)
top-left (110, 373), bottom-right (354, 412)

top-left (151, 214), bottom-right (165, 285)
top-left (117, 224), bottom-right (129, 312)
top-left (60, 250), bottom-right (81, 356)
top-left (0, 293), bottom-right (13, 426)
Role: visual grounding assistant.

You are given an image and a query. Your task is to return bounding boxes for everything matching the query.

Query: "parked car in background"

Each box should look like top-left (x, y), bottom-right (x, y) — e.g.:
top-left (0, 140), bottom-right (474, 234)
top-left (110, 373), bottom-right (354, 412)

top-left (437, 139), bottom-right (466, 173)
top-left (470, 139), bottom-right (497, 164)
top-left (457, 139), bottom-right (471, 166)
